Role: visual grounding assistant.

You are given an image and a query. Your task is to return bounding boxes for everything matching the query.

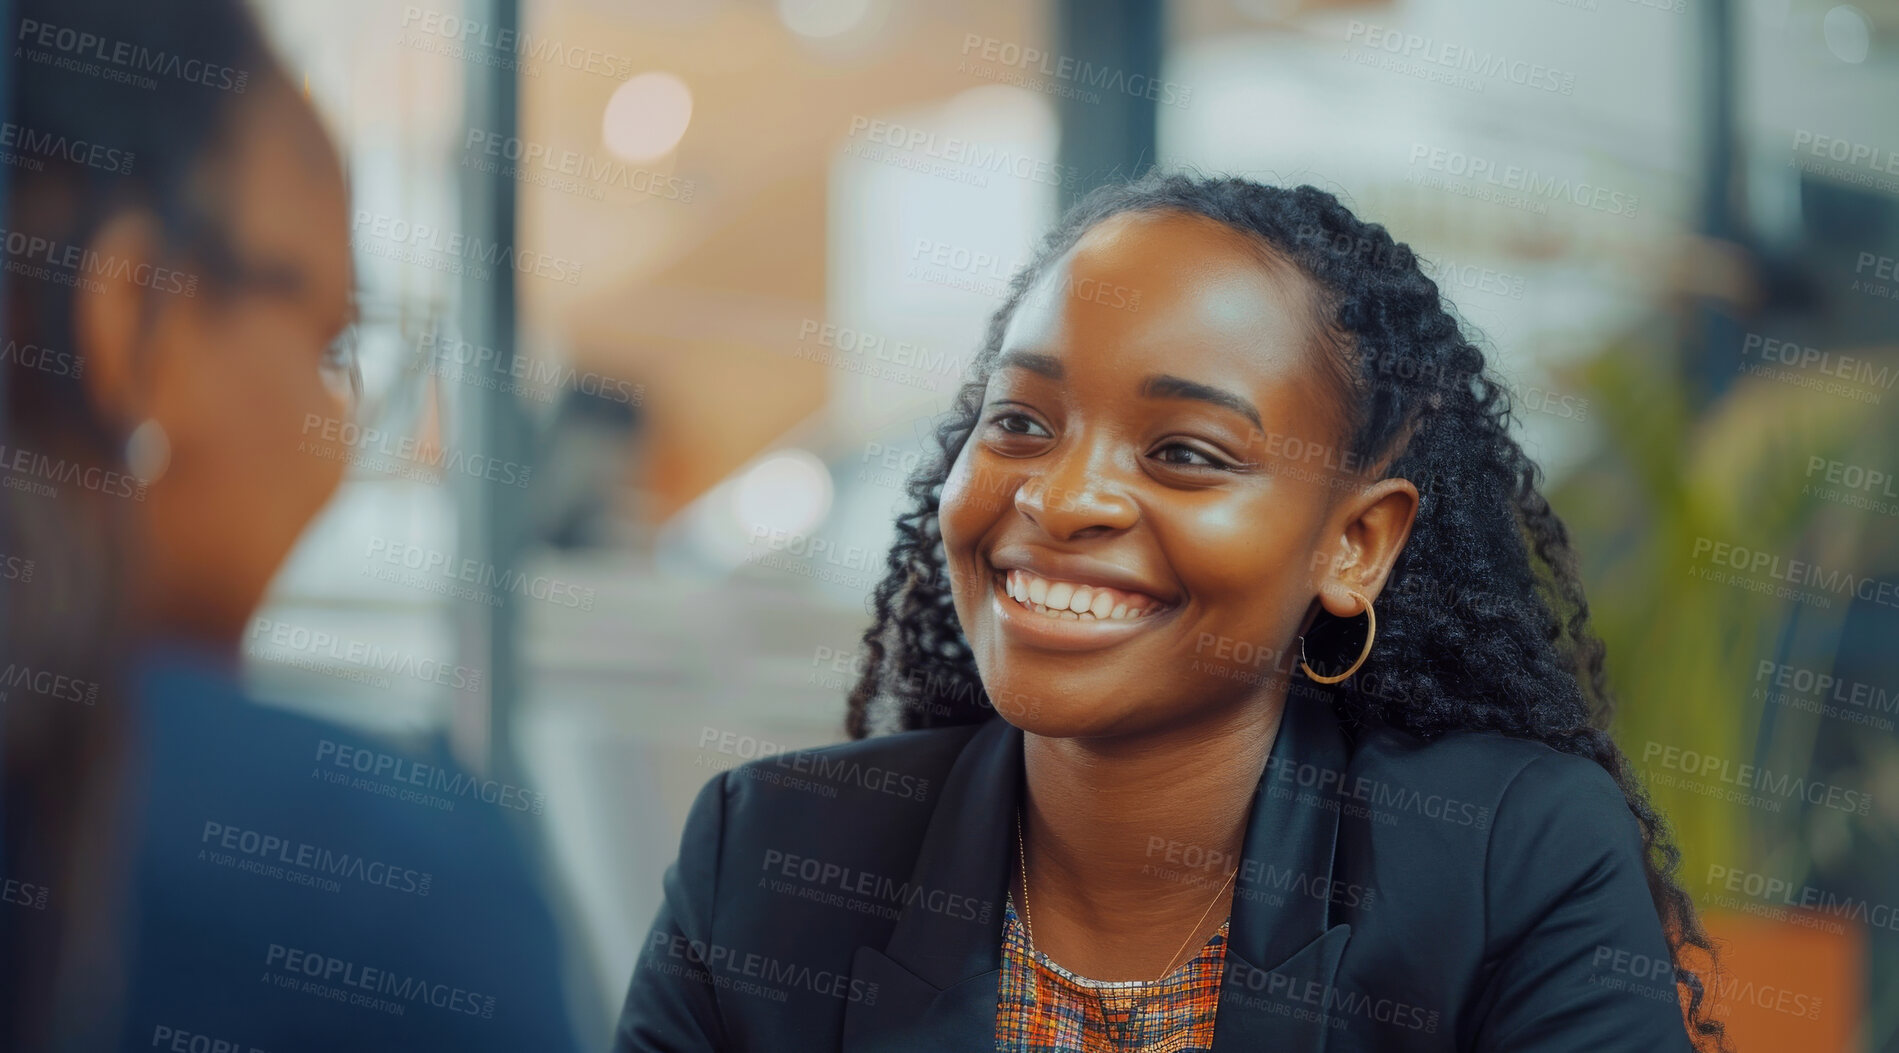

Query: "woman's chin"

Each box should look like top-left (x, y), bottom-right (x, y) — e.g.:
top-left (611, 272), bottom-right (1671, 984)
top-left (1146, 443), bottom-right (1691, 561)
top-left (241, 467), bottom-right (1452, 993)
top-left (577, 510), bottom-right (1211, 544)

top-left (991, 694), bottom-right (1145, 741)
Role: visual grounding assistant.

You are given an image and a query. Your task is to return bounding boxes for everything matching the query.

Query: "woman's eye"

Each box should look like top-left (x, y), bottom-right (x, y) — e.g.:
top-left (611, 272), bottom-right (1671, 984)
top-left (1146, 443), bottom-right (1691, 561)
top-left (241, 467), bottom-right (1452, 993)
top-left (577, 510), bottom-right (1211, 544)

top-left (987, 412), bottom-right (1051, 438)
top-left (1153, 442), bottom-right (1234, 470)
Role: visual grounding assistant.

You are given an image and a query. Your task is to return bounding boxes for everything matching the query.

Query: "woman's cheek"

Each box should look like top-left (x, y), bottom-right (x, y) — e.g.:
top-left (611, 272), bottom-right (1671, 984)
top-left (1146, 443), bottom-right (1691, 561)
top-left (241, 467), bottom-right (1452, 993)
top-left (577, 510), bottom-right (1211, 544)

top-left (1176, 498), bottom-right (1305, 594)
top-left (250, 332), bottom-right (347, 510)
top-left (939, 444), bottom-right (992, 538)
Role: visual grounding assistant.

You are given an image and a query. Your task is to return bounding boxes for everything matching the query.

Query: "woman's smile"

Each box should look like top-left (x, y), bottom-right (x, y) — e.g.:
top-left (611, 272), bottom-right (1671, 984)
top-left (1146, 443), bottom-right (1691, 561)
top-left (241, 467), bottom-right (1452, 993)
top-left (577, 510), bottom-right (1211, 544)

top-left (984, 551), bottom-right (1185, 652)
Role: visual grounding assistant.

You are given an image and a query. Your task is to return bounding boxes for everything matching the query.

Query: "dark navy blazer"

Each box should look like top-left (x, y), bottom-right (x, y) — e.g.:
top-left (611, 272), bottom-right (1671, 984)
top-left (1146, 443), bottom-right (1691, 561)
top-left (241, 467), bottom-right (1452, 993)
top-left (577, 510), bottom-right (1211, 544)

top-left (108, 649), bottom-right (580, 1052)
top-left (615, 693), bottom-right (1697, 1052)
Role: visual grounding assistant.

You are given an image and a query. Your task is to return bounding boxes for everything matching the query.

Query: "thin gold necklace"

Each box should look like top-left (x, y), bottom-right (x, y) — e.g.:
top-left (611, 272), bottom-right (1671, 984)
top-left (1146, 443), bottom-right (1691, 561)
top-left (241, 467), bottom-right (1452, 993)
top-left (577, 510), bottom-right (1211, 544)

top-left (1013, 807), bottom-right (1239, 984)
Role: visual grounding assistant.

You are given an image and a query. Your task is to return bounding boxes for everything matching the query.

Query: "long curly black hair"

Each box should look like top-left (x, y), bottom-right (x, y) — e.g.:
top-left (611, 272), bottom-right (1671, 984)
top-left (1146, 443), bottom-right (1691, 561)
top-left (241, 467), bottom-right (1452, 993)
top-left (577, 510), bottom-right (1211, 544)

top-left (842, 173), bottom-right (1726, 1051)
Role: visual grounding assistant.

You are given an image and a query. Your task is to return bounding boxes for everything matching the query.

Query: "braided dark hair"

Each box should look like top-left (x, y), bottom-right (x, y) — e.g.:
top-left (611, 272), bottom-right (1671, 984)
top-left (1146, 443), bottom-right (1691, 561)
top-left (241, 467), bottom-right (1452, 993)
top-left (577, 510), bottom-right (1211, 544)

top-left (843, 172), bottom-right (1727, 1051)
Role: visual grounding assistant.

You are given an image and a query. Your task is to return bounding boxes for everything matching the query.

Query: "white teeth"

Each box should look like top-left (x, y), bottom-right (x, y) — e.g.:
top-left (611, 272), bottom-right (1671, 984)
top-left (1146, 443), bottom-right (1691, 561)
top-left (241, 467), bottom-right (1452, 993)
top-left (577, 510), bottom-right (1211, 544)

top-left (996, 568), bottom-right (1168, 623)
top-left (1045, 581), bottom-right (1074, 611)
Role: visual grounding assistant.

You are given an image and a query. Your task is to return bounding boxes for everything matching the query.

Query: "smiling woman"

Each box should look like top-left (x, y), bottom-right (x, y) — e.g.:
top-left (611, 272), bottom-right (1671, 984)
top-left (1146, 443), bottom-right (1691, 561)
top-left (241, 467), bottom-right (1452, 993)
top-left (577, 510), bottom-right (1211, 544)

top-left (615, 173), bottom-right (1725, 1053)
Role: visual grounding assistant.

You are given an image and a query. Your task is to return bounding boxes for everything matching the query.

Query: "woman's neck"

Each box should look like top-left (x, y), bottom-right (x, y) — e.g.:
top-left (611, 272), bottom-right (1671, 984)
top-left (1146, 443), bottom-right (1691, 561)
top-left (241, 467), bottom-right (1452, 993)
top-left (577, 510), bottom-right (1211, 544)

top-left (1017, 699), bottom-right (1283, 980)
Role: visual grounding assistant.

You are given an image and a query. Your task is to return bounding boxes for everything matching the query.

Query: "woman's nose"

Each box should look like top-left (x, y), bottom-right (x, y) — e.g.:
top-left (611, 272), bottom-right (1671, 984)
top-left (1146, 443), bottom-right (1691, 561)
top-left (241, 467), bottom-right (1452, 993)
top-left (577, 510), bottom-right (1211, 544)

top-left (1012, 440), bottom-right (1139, 540)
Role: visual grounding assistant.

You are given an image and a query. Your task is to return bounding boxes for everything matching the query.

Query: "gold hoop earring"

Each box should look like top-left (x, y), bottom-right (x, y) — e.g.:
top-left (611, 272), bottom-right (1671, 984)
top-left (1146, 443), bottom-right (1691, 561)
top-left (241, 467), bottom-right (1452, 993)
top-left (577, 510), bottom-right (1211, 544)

top-left (1298, 589), bottom-right (1375, 685)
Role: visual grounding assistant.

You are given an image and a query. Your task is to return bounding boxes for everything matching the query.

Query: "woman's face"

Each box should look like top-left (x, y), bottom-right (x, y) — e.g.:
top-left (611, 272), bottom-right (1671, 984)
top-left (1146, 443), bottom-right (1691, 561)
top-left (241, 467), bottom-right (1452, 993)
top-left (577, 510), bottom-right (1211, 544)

top-left (938, 209), bottom-right (1412, 739)
top-left (81, 79), bottom-right (354, 642)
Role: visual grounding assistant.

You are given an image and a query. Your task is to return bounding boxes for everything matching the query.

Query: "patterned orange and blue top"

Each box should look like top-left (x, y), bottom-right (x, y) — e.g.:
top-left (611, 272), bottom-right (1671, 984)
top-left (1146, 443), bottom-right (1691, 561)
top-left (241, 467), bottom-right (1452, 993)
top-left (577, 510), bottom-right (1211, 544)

top-left (994, 893), bottom-right (1230, 1053)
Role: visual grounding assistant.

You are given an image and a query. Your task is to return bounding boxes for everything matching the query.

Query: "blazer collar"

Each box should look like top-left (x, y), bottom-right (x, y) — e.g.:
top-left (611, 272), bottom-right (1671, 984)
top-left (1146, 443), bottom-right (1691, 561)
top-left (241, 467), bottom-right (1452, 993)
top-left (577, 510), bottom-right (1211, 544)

top-left (842, 694), bottom-right (1352, 1053)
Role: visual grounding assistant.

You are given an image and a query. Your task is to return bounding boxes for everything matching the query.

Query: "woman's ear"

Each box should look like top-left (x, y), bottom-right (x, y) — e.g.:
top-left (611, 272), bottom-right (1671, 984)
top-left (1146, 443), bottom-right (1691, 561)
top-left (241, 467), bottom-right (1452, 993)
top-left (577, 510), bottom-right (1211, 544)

top-left (71, 209), bottom-right (164, 434)
top-left (1312, 476), bottom-right (1420, 616)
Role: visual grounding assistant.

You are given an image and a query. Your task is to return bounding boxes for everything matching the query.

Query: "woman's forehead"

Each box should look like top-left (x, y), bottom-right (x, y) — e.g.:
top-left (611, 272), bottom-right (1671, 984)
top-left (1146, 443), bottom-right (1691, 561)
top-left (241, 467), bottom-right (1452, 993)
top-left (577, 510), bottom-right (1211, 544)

top-left (998, 210), bottom-right (1330, 400)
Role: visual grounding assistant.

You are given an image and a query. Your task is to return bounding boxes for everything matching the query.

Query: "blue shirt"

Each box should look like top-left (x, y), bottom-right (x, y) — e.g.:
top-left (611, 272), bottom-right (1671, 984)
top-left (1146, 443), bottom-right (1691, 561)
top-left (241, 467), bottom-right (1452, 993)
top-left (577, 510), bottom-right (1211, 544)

top-left (117, 648), bottom-right (578, 1052)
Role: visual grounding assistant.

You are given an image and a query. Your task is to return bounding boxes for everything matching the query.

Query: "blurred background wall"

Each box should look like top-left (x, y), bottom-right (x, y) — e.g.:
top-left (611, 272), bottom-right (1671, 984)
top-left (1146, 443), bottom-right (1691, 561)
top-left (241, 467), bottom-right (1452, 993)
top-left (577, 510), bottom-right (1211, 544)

top-left (235, 0), bottom-right (1899, 1046)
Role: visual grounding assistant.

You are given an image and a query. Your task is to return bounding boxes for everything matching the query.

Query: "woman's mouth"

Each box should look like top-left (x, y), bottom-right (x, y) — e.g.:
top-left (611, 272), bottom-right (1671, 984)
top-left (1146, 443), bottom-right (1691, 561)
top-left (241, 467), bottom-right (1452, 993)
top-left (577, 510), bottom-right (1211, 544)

top-left (985, 567), bottom-right (1180, 653)
top-left (996, 568), bottom-right (1173, 621)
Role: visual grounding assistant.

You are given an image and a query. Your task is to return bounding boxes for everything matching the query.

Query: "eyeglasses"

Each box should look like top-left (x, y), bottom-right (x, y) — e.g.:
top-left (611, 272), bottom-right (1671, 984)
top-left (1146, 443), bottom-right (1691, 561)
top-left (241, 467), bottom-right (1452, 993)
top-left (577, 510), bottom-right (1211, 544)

top-left (321, 320), bottom-right (364, 418)
top-left (175, 207), bottom-right (366, 420)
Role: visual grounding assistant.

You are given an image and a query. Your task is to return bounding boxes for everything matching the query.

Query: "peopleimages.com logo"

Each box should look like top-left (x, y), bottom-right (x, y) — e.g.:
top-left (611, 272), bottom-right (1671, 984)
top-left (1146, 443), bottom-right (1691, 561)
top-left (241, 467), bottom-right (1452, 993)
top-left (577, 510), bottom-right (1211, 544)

top-left (957, 34), bottom-right (1193, 109)
top-left (247, 618), bottom-right (485, 693)
top-left (1738, 332), bottom-right (1894, 405)
top-left (462, 129), bottom-right (695, 203)
top-left (0, 440), bottom-right (147, 501)
top-left (0, 338), bottom-right (82, 379)
top-left (413, 328), bottom-right (642, 407)
top-left (14, 18), bottom-right (250, 93)
top-left (200, 820), bottom-right (432, 897)
top-left (0, 121), bottom-right (133, 174)
top-left (0, 226), bottom-right (198, 296)
top-left (351, 210), bottom-right (582, 286)
top-left (1642, 740), bottom-right (1872, 815)
top-left (1404, 143), bottom-right (1639, 218)
top-left (1790, 129), bottom-right (1899, 195)
top-left (3, 877), bottom-right (49, 911)
top-left (298, 413), bottom-right (534, 489)
top-left (1343, 21), bottom-right (1577, 95)
top-left (0, 662), bottom-right (99, 705)
top-left (263, 942), bottom-right (495, 1019)
top-left (398, 5), bottom-right (634, 81)
top-left (1690, 536), bottom-right (1899, 611)
top-left (362, 535), bottom-right (598, 610)
top-left (314, 738), bottom-right (546, 815)
top-left (147, 1025), bottom-right (264, 1053)
top-left (844, 115), bottom-right (1077, 190)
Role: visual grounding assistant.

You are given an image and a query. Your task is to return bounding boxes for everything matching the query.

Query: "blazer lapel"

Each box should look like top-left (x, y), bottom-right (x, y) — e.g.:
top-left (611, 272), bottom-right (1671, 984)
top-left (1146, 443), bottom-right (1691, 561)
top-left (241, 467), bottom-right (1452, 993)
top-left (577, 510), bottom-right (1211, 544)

top-left (841, 696), bottom-right (1354, 1053)
top-left (841, 718), bottom-right (1020, 1053)
top-left (1213, 692), bottom-right (1354, 1053)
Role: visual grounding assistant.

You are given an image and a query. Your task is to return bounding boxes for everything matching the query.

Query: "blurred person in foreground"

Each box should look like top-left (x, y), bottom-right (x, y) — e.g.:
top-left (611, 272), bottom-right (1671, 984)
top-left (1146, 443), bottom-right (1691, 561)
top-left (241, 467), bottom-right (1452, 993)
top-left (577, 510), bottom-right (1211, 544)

top-left (0, 0), bottom-right (579, 1048)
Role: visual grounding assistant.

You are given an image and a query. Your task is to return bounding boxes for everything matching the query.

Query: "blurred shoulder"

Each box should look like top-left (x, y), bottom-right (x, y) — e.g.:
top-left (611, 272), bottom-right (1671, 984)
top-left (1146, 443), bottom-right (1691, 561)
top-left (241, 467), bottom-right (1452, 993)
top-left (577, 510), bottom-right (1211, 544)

top-left (126, 654), bottom-right (576, 1050)
top-left (135, 652), bottom-right (544, 873)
